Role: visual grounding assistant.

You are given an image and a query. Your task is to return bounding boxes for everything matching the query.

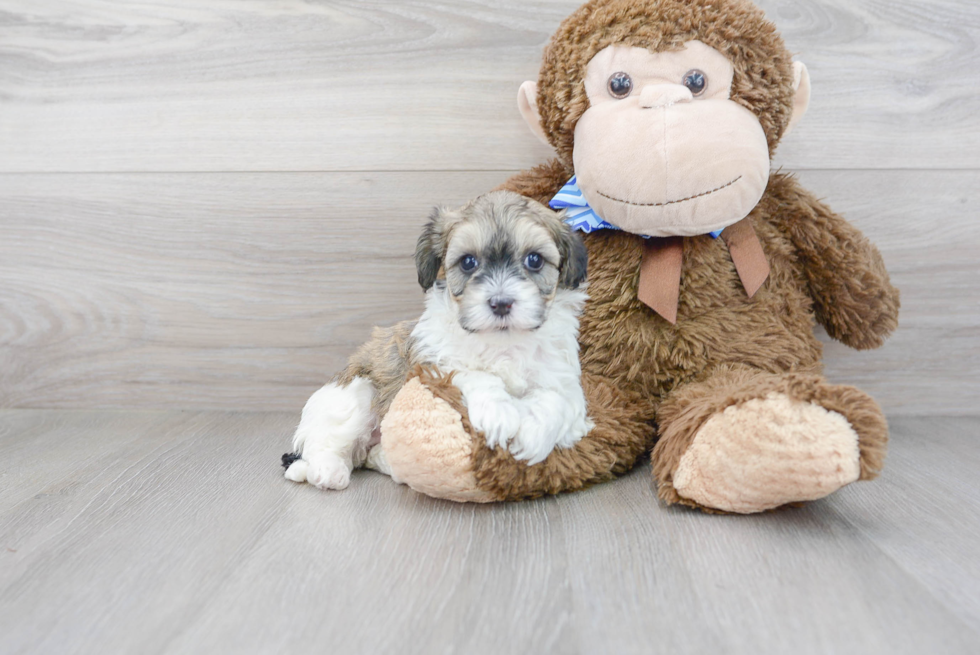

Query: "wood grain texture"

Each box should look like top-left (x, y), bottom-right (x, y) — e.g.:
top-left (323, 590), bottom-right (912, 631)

top-left (2, 169), bottom-right (976, 413)
top-left (0, 171), bottom-right (503, 410)
top-left (1, 0), bottom-right (977, 414)
top-left (1, 410), bottom-right (978, 654)
top-left (0, 0), bottom-right (977, 172)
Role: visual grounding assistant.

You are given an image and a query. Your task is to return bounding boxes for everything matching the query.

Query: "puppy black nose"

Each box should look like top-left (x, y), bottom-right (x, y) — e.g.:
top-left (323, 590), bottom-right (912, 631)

top-left (489, 296), bottom-right (514, 317)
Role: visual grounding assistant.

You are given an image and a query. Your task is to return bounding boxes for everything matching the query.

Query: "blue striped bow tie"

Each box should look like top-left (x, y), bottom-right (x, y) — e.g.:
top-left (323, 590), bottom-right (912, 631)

top-left (548, 175), bottom-right (761, 324)
top-left (549, 176), bottom-right (723, 239)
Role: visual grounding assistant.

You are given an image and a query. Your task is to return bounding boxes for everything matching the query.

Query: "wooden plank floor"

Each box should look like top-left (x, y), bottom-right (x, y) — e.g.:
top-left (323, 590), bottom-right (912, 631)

top-left (1, 410), bottom-right (978, 654)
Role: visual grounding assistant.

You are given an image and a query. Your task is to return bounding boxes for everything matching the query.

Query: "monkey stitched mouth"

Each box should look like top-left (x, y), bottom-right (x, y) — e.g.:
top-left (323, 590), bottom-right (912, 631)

top-left (596, 176), bottom-right (742, 207)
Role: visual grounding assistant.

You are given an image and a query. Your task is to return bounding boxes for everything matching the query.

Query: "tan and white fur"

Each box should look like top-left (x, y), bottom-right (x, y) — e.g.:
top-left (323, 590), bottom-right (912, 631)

top-left (284, 191), bottom-right (592, 490)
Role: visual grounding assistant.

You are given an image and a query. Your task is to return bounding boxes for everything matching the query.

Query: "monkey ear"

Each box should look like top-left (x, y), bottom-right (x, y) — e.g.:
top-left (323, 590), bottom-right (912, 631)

top-left (518, 81), bottom-right (552, 148)
top-left (784, 62), bottom-right (811, 137)
top-left (415, 207), bottom-right (452, 290)
top-left (558, 227), bottom-right (589, 290)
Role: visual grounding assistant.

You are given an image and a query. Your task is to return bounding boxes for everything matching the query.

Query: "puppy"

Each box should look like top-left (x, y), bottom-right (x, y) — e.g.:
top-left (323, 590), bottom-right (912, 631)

top-left (283, 190), bottom-right (592, 490)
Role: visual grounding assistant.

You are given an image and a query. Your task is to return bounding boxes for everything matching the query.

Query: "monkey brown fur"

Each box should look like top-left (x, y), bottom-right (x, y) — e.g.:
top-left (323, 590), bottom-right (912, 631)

top-left (378, 0), bottom-right (899, 512)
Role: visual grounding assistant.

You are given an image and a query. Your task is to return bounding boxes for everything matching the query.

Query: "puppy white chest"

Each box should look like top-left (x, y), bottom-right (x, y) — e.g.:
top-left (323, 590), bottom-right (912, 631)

top-left (469, 349), bottom-right (534, 397)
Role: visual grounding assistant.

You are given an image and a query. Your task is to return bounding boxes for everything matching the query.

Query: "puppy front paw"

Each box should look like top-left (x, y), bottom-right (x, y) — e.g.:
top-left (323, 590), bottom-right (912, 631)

top-left (508, 413), bottom-right (557, 465)
top-left (556, 416), bottom-right (594, 449)
top-left (467, 394), bottom-right (521, 451)
top-left (508, 391), bottom-right (593, 465)
top-left (305, 452), bottom-right (352, 490)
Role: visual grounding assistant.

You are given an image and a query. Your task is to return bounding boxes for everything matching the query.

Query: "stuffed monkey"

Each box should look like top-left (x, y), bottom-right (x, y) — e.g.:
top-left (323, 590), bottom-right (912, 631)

top-left (377, 0), bottom-right (899, 512)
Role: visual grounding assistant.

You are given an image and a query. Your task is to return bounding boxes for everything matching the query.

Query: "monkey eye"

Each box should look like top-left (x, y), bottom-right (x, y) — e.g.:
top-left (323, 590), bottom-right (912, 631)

top-left (607, 72), bottom-right (633, 99)
top-left (682, 69), bottom-right (707, 96)
top-left (523, 252), bottom-right (544, 271)
top-left (459, 255), bottom-right (478, 272)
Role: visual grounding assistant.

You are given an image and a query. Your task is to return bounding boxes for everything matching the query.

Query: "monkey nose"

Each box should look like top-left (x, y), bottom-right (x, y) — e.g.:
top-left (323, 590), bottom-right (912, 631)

top-left (639, 84), bottom-right (693, 109)
top-left (489, 296), bottom-right (514, 317)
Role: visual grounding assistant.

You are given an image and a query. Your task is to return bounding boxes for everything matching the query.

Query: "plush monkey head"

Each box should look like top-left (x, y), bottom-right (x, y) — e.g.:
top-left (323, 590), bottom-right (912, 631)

top-left (518, 0), bottom-right (811, 237)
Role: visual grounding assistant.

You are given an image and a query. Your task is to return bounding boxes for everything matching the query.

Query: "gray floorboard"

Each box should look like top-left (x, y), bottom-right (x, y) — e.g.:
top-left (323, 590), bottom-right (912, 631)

top-left (1, 410), bottom-right (978, 655)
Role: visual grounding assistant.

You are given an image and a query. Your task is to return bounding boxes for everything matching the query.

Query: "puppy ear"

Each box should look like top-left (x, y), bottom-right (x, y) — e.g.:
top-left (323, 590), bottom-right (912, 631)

top-left (558, 227), bottom-right (588, 289)
top-left (521, 195), bottom-right (589, 289)
top-left (415, 206), bottom-right (460, 290)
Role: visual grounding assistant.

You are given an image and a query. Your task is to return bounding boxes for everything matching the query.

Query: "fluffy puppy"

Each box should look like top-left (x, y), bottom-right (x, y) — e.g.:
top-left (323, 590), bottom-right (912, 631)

top-left (283, 190), bottom-right (591, 490)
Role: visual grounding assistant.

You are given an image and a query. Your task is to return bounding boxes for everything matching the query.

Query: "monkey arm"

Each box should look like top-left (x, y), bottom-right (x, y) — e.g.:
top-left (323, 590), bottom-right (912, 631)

top-left (771, 174), bottom-right (900, 350)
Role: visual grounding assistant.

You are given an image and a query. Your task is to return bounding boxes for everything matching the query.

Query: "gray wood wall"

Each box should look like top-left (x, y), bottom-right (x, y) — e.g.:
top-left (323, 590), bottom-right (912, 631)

top-left (1, 0), bottom-right (977, 414)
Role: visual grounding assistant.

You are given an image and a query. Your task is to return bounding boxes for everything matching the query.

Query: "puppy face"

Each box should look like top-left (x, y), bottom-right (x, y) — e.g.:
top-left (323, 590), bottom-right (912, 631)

top-left (416, 190), bottom-right (587, 332)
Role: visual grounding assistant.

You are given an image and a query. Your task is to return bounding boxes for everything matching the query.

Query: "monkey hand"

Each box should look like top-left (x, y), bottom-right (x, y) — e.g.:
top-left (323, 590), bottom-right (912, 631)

top-left (776, 177), bottom-right (900, 350)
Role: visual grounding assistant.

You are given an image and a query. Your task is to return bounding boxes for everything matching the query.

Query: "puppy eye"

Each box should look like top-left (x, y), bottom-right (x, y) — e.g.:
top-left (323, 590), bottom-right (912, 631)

top-left (523, 252), bottom-right (544, 271)
top-left (459, 255), bottom-right (478, 272)
top-left (607, 72), bottom-right (633, 99)
top-left (682, 69), bottom-right (707, 96)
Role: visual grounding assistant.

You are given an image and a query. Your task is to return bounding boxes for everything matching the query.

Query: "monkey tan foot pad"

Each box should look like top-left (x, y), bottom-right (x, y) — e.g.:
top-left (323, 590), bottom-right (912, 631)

top-left (672, 392), bottom-right (861, 514)
top-left (380, 377), bottom-right (495, 503)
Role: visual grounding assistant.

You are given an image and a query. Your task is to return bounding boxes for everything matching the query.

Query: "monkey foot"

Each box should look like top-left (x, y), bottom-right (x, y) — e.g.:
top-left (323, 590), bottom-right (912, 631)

top-left (380, 376), bottom-right (495, 503)
top-left (672, 392), bottom-right (861, 513)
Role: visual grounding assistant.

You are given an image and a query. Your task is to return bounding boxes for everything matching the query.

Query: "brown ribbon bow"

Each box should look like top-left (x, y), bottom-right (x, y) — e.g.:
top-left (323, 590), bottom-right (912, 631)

top-left (636, 217), bottom-right (770, 324)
